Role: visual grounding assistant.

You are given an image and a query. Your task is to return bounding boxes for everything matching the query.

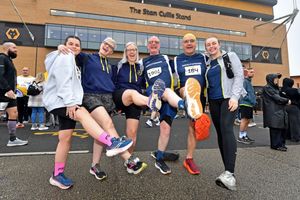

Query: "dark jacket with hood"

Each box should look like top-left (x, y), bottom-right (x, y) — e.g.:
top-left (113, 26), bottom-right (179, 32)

top-left (262, 74), bottom-right (289, 129)
top-left (0, 53), bottom-right (17, 99)
top-left (281, 78), bottom-right (300, 108)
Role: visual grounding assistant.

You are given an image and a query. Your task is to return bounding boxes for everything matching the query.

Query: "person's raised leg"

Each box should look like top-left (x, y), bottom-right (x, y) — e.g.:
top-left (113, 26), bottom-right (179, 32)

top-left (74, 107), bottom-right (133, 157)
top-left (90, 106), bottom-right (131, 161)
top-left (90, 106), bottom-right (147, 174)
top-left (122, 89), bottom-right (148, 107)
top-left (162, 88), bottom-right (184, 109)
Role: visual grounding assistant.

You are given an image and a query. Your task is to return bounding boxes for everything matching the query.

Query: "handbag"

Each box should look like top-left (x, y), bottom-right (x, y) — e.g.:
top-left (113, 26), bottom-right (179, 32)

top-left (27, 81), bottom-right (42, 96)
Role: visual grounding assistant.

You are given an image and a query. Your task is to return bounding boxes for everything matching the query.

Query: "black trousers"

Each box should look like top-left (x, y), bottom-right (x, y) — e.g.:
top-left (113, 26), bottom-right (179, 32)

top-left (209, 98), bottom-right (237, 173)
top-left (285, 105), bottom-right (300, 141)
top-left (270, 128), bottom-right (286, 149)
top-left (17, 96), bottom-right (30, 123)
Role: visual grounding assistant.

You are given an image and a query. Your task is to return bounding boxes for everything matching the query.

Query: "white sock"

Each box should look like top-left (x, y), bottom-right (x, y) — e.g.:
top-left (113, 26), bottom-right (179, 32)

top-left (239, 131), bottom-right (246, 138)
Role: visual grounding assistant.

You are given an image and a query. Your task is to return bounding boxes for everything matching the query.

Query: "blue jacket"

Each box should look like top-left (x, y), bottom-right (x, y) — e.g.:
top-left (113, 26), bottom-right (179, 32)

top-left (114, 62), bottom-right (145, 94)
top-left (76, 52), bottom-right (115, 94)
top-left (239, 77), bottom-right (256, 107)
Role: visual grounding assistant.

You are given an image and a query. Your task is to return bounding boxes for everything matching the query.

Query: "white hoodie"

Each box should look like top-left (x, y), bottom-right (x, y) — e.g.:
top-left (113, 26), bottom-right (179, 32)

top-left (43, 50), bottom-right (83, 112)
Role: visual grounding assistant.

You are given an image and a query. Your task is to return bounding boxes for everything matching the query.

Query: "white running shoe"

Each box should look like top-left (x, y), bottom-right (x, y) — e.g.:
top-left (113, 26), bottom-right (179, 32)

top-left (145, 119), bottom-right (153, 127)
top-left (7, 138), bottom-right (28, 147)
top-left (215, 171), bottom-right (237, 191)
top-left (38, 124), bottom-right (49, 130)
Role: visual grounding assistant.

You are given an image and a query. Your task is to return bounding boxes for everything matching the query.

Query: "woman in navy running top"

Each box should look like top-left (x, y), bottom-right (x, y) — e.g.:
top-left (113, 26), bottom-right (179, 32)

top-left (205, 36), bottom-right (244, 191)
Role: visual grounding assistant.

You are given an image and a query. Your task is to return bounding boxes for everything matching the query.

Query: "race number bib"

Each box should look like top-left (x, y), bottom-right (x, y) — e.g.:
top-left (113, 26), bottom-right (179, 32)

top-left (147, 67), bottom-right (162, 79)
top-left (185, 65), bottom-right (201, 76)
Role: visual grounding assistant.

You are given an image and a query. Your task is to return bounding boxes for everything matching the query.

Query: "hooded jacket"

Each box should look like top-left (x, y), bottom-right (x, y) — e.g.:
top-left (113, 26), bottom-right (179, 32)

top-left (239, 77), bottom-right (256, 107)
top-left (43, 51), bottom-right (83, 112)
top-left (262, 74), bottom-right (289, 129)
top-left (281, 78), bottom-right (300, 107)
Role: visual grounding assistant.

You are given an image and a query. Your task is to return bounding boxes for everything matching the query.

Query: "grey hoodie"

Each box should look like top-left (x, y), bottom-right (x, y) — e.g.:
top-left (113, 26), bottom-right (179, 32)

top-left (43, 51), bottom-right (83, 112)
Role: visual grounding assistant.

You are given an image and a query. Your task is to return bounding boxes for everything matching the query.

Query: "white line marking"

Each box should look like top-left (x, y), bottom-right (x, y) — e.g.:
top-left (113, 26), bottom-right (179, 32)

top-left (0, 150), bottom-right (89, 157)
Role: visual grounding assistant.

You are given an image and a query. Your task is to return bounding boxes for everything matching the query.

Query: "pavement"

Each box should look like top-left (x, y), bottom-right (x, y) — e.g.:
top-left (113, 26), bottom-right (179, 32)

top-left (0, 113), bottom-right (300, 199)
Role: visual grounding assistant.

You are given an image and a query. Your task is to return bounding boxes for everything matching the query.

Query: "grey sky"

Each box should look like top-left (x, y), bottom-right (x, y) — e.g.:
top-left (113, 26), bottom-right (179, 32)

top-left (274, 0), bottom-right (300, 76)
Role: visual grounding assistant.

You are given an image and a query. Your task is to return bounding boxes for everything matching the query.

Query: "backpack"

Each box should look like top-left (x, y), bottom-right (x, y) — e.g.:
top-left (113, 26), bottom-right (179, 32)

top-left (27, 81), bottom-right (41, 96)
top-left (222, 53), bottom-right (234, 79)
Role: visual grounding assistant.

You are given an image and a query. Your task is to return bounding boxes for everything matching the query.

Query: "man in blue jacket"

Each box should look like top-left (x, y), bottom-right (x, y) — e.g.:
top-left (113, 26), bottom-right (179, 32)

top-left (238, 68), bottom-right (256, 144)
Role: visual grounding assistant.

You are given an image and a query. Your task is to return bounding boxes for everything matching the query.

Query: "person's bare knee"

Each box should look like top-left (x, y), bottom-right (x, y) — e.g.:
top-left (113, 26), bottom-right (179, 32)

top-left (58, 130), bottom-right (73, 144)
top-left (122, 90), bottom-right (134, 106)
top-left (74, 107), bottom-right (89, 120)
top-left (160, 121), bottom-right (171, 137)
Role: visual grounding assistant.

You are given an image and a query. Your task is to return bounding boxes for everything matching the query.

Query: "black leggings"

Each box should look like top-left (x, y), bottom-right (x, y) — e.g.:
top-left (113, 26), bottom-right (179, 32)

top-left (209, 98), bottom-right (237, 173)
top-left (17, 96), bottom-right (30, 123)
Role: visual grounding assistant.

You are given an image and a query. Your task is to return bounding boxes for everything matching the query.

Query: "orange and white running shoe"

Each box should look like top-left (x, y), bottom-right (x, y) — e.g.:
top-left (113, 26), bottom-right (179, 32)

top-left (184, 78), bottom-right (203, 120)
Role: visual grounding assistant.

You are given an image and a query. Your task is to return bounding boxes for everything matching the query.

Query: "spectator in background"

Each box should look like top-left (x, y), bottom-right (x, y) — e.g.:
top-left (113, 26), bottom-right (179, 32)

top-left (28, 72), bottom-right (48, 131)
top-left (0, 42), bottom-right (28, 146)
top-left (16, 67), bottom-right (35, 127)
top-left (237, 68), bottom-right (256, 144)
top-left (281, 78), bottom-right (300, 142)
top-left (262, 73), bottom-right (290, 151)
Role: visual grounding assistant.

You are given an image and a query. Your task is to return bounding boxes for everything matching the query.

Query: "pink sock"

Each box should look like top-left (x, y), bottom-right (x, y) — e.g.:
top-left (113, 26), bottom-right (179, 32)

top-left (54, 162), bottom-right (65, 176)
top-left (98, 132), bottom-right (113, 146)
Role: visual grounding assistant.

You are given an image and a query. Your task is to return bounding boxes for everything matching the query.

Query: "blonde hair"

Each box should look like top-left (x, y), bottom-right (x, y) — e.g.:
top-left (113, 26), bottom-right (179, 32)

top-left (117, 42), bottom-right (139, 71)
top-left (183, 33), bottom-right (196, 41)
top-left (35, 72), bottom-right (45, 83)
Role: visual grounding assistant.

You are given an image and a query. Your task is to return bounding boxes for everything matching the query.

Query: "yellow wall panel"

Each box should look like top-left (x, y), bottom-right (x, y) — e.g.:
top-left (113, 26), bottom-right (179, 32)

top-left (186, 0), bottom-right (273, 15)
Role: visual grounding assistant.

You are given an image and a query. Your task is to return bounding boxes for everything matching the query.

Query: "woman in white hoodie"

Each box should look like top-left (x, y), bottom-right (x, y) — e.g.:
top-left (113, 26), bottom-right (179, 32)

top-left (43, 36), bottom-right (133, 190)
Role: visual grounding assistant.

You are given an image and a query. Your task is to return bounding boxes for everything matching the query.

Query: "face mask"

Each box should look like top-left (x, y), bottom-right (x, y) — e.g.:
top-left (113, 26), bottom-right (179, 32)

top-left (8, 50), bottom-right (17, 59)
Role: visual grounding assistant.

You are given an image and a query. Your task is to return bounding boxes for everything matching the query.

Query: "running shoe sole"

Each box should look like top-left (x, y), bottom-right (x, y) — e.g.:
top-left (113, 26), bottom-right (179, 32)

top-left (127, 162), bottom-right (148, 175)
top-left (183, 160), bottom-right (200, 175)
top-left (155, 162), bottom-right (171, 175)
top-left (89, 169), bottom-right (107, 180)
top-left (49, 177), bottom-right (73, 190)
top-left (148, 79), bottom-right (166, 111)
top-left (106, 140), bottom-right (133, 157)
top-left (215, 178), bottom-right (237, 191)
top-left (184, 78), bottom-right (202, 120)
top-left (237, 139), bottom-right (251, 145)
top-left (6, 141), bottom-right (28, 147)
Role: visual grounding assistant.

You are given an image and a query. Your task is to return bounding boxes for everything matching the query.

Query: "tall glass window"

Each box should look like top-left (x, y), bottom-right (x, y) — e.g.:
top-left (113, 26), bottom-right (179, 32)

top-left (100, 30), bottom-right (112, 41)
top-left (125, 32), bottom-right (136, 44)
top-left (62, 26), bottom-right (75, 39)
top-left (45, 24), bottom-right (252, 60)
top-left (113, 31), bottom-right (125, 50)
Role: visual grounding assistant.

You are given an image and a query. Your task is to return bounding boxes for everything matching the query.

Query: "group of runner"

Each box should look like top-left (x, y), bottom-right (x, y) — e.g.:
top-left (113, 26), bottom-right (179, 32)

top-left (0, 32), bottom-right (245, 191)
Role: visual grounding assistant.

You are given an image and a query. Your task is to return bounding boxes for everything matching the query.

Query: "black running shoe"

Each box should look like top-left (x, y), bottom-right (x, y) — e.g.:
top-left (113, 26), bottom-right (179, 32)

top-left (89, 164), bottom-right (107, 180)
top-left (155, 159), bottom-right (171, 175)
top-left (151, 151), bottom-right (179, 161)
top-left (237, 136), bottom-right (254, 144)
